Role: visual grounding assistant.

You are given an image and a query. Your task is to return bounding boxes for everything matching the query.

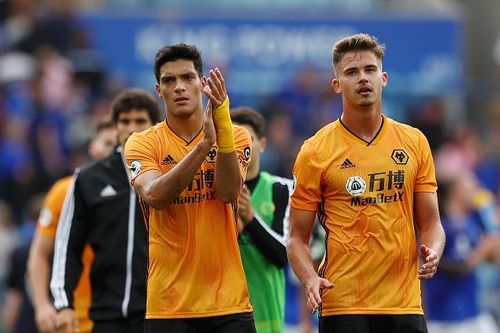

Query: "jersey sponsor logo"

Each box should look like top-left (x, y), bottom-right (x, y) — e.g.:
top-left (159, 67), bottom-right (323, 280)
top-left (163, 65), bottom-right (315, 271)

top-left (129, 160), bottom-right (142, 178)
top-left (206, 146), bottom-right (217, 163)
top-left (340, 158), bottom-right (355, 169)
top-left (161, 154), bottom-right (177, 165)
top-left (349, 170), bottom-right (406, 206)
top-left (171, 191), bottom-right (217, 204)
top-left (100, 184), bottom-right (117, 197)
top-left (38, 207), bottom-right (53, 227)
top-left (346, 176), bottom-right (366, 196)
top-left (351, 191), bottom-right (404, 206)
top-left (391, 149), bottom-right (409, 165)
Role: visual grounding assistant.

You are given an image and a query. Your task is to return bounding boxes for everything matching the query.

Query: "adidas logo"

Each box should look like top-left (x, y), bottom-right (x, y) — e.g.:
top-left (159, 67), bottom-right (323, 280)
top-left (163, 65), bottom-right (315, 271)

top-left (100, 184), bottom-right (117, 197)
top-left (340, 159), bottom-right (355, 169)
top-left (161, 155), bottom-right (177, 165)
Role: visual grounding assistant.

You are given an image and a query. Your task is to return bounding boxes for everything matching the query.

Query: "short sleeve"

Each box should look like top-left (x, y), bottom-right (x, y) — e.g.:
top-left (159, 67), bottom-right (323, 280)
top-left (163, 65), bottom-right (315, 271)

top-left (290, 140), bottom-right (323, 211)
top-left (415, 131), bottom-right (438, 193)
top-left (36, 177), bottom-right (73, 238)
top-left (233, 125), bottom-right (252, 181)
top-left (124, 131), bottom-right (161, 184)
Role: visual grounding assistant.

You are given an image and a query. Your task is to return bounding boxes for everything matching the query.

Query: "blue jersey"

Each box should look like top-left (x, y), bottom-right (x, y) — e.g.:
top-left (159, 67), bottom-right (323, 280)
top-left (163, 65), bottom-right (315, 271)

top-left (424, 212), bottom-right (484, 321)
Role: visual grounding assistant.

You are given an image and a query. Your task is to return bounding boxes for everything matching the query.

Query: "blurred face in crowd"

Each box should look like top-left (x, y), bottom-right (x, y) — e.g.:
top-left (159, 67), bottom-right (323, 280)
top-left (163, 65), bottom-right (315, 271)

top-left (332, 50), bottom-right (387, 109)
top-left (88, 127), bottom-right (117, 159)
top-left (116, 109), bottom-right (153, 146)
top-left (155, 59), bottom-right (204, 119)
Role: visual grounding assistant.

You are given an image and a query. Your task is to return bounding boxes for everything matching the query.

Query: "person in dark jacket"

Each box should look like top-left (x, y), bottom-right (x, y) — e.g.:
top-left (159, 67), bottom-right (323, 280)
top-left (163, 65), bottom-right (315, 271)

top-left (50, 88), bottom-right (161, 333)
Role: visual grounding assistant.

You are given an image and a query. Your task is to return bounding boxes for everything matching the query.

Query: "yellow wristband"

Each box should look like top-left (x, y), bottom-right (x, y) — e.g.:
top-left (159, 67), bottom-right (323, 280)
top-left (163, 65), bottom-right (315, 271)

top-left (213, 96), bottom-right (235, 153)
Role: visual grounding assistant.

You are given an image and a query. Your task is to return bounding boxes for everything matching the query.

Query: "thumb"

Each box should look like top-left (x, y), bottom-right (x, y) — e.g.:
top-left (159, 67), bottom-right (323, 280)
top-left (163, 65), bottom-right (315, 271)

top-left (420, 244), bottom-right (428, 256)
top-left (205, 100), bottom-right (212, 116)
top-left (320, 278), bottom-right (334, 289)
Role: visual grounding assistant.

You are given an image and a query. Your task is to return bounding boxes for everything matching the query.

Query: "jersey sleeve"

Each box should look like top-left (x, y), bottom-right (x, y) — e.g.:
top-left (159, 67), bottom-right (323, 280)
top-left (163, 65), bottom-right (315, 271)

top-left (290, 140), bottom-right (323, 211)
top-left (124, 131), bottom-right (161, 185)
top-left (415, 131), bottom-right (438, 193)
top-left (36, 177), bottom-right (73, 239)
top-left (233, 125), bottom-right (252, 181)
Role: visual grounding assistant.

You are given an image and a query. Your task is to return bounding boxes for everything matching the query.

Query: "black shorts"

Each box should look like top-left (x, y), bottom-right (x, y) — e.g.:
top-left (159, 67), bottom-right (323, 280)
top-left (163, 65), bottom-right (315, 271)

top-left (92, 315), bottom-right (144, 333)
top-left (144, 312), bottom-right (256, 333)
top-left (319, 314), bottom-right (428, 333)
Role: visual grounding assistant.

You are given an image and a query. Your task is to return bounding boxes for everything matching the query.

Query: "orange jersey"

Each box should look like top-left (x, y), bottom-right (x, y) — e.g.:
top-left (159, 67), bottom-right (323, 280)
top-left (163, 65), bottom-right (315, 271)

top-left (37, 176), bottom-right (94, 332)
top-left (291, 116), bottom-right (437, 316)
top-left (125, 121), bottom-right (253, 319)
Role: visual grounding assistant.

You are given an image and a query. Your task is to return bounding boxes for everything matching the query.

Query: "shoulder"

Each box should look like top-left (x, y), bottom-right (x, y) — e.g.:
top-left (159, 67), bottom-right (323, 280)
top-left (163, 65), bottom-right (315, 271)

top-left (49, 176), bottom-right (73, 196)
top-left (386, 117), bottom-right (425, 139)
top-left (300, 121), bottom-right (339, 160)
top-left (127, 122), bottom-right (166, 147)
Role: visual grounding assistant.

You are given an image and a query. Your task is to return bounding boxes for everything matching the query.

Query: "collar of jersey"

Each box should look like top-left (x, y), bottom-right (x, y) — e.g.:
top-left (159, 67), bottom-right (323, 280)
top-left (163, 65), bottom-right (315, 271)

top-left (337, 114), bottom-right (387, 146)
top-left (164, 119), bottom-right (204, 146)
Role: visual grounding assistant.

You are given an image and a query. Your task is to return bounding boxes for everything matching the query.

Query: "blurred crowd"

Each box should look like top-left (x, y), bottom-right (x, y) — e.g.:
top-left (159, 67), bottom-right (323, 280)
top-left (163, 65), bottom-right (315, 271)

top-left (1, 0), bottom-right (500, 332)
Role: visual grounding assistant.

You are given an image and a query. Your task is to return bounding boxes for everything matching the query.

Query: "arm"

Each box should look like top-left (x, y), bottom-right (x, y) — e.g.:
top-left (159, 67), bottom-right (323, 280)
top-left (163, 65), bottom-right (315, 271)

top-left (204, 68), bottom-right (241, 202)
top-left (414, 191), bottom-right (446, 280)
top-left (287, 208), bottom-right (333, 313)
top-left (27, 233), bottom-right (57, 333)
top-left (240, 182), bottom-right (290, 267)
top-left (133, 100), bottom-right (216, 210)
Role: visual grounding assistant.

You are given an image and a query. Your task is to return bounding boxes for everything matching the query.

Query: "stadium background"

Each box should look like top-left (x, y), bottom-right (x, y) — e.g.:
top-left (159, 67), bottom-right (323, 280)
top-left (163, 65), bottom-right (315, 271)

top-left (0, 0), bottom-right (499, 331)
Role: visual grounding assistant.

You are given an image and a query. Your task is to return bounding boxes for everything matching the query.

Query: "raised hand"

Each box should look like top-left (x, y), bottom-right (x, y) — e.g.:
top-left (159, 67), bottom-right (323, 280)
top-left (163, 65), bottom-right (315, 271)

top-left (202, 100), bottom-right (216, 146)
top-left (202, 68), bottom-right (227, 109)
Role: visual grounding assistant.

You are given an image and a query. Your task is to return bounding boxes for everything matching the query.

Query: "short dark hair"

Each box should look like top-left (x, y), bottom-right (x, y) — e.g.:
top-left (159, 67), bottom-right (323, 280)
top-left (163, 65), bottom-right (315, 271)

top-left (111, 88), bottom-right (162, 125)
top-left (332, 33), bottom-right (385, 74)
top-left (95, 119), bottom-right (114, 134)
top-left (230, 107), bottom-right (266, 139)
top-left (154, 43), bottom-right (203, 83)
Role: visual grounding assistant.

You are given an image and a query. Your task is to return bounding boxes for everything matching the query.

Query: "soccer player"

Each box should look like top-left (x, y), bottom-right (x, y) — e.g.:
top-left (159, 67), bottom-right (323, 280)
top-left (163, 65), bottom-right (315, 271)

top-left (287, 33), bottom-right (446, 333)
top-left (50, 89), bottom-right (161, 333)
top-left (27, 121), bottom-right (117, 333)
top-left (124, 43), bottom-right (256, 332)
top-left (231, 107), bottom-right (293, 333)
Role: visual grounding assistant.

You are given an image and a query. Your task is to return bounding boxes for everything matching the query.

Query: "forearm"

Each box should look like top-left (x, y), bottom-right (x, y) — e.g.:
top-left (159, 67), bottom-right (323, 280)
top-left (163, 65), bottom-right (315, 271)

top-left (27, 234), bottom-right (55, 309)
top-left (28, 253), bottom-right (52, 308)
top-left (419, 220), bottom-right (445, 260)
top-left (215, 152), bottom-right (241, 202)
top-left (287, 236), bottom-right (318, 286)
top-left (143, 140), bottom-right (212, 209)
top-left (245, 216), bottom-right (287, 267)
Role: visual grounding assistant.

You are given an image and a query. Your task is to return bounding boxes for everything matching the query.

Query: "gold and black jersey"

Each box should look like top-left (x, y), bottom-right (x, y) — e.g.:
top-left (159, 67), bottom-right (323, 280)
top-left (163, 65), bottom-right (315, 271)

top-left (125, 121), bottom-right (253, 319)
top-left (291, 116), bottom-right (437, 316)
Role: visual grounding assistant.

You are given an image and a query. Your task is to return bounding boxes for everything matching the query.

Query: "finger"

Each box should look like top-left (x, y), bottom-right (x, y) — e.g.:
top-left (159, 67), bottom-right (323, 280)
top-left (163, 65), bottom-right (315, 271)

top-left (212, 68), bottom-right (226, 95)
top-left (73, 318), bottom-right (80, 333)
top-left (214, 68), bottom-right (226, 93)
top-left (207, 78), bottom-right (222, 105)
top-left (307, 294), bottom-right (319, 313)
top-left (425, 252), bottom-right (437, 263)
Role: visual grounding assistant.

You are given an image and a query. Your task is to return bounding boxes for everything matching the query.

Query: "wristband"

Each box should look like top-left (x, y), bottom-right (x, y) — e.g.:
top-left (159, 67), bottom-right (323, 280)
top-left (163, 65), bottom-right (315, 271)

top-left (213, 96), bottom-right (235, 153)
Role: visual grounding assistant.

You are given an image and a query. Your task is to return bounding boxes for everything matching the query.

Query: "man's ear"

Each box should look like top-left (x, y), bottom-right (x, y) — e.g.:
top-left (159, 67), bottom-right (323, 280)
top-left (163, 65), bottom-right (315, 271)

top-left (155, 83), bottom-right (161, 97)
top-left (259, 137), bottom-right (267, 153)
top-left (332, 79), bottom-right (341, 94)
top-left (382, 72), bottom-right (388, 88)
